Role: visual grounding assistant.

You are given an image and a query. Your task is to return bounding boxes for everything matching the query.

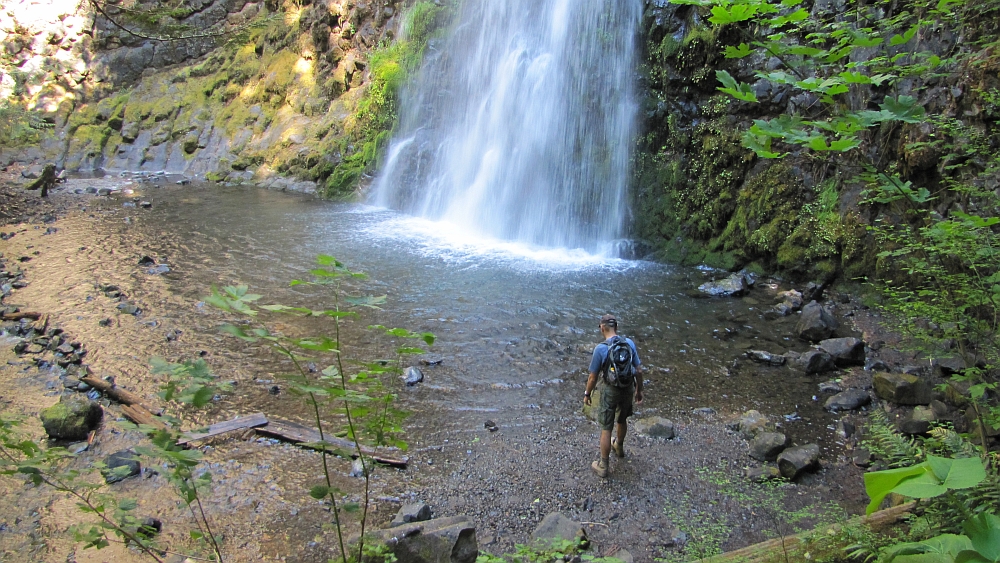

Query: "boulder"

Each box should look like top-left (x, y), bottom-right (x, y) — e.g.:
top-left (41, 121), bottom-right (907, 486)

top-left (932, 356), bottom-right (967, 377)
top-left (944, 379), bottom-right (973, 407)
top-left (531, 512), bottom-right (586, 548)
top-left (697, 273), bottom-right (748, 297)
top-left (898, 406), bottom-right (937, 435)
top-left (40, 394), bottom-right (102, 440)
top-left (404, 366), bottom-right (423, 386)
top-left (749, 432), bottom-right (789, 461)
top-left (818, 337), bottom-right (866, 367)
top-left (873, 373), bottom-right (932, 405)
top-left (777, 444), bottom-right (820, 480)
top-left (775, 289), bottom-right (803, 310)
top-left (746, 350), bottom-right (786, 366)
top-left (363, 516), bottom-right (477, 563)
top-left (746, 465), bottom-right (783, 482)
top-left (964, 408), bottom-right (1000, 438)
top-left (797, 350), bottom-right (837, 374)
top-left (736, 410), bottom-right (772, 439)
top-left (391, 503), bottom-right (433, 527)
top-left (102, 450), bottom-right (141, 484)
top-left (824, 389), bottom-right (871, 411)
top-left (796, 302), bottom-right (838, 342)
top-left (633, 417), bottom-right (675, 439)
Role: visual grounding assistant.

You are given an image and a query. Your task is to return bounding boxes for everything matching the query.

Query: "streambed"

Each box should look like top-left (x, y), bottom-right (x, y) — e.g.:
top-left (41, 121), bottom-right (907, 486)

top-left (0, 179), bottom-right (869, 562)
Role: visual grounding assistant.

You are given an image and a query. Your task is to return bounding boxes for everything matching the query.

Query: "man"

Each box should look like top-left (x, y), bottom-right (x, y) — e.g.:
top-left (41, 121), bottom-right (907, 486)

top-left (583, 314), bottom-right (643, 478)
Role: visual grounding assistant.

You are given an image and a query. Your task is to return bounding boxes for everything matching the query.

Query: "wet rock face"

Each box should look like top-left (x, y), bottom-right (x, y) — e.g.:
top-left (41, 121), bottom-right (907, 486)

top-left (40, 394), bottom-right (102, 440)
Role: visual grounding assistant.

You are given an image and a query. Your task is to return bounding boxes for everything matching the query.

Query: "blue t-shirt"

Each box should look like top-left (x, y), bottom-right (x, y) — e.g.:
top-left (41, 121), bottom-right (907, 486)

top-left (589, 337), bottom-right (641, 375)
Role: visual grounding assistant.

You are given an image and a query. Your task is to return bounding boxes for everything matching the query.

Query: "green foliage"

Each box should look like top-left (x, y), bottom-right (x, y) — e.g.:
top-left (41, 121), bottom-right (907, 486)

top-left (151, 357), bottom-right (230, 409)
top-left (208, 255), bottom-right (434, 563)
top-left (883, 512), bottom-right (1000, 562)
top-left (864, 456), bottom-right (987, 515)
top-left (0, 99), bottom-right (52, 148)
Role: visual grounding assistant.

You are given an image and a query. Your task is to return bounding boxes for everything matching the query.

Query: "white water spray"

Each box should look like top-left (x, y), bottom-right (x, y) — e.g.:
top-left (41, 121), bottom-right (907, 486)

top-left (370, 0), bottom-right (642, 255)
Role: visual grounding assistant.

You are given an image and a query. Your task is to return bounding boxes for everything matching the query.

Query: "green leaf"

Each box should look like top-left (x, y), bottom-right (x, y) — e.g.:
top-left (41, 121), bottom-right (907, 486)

top-left (708, 4), bottom-right (758, 24)
top-left (343, 502), bottom-right (361, 513)
top-left (218, 323), bottom-right (258, 342)
top-left (892, 468), bottom-right (947, 499)
top-left (829, 137), bottom-right (862, 151)
top-left (890, 23), bottom-right (921, 46)
top-left (396, 346), bottom-right (426, 355)
top-left (421, 332), bottom-right (436, 346)
top-left (190, 386), bottom-right (216, 408)
top-left (954, 550), bottom-right (993, 563)
top-left (716, 70), bottom-right (758, 102)
top-left (724, 43), bottom-right (753, 59)
top-left (928, 455), bottom-right (987, 490)
top-left (963, 513), bottom-right (1000, 561)
top-left (315, 255), bottom-right (339, 266)
top-left (864, 463), bottom-right (927, 514)
top-left (880, 96), bottom-right (926, 123)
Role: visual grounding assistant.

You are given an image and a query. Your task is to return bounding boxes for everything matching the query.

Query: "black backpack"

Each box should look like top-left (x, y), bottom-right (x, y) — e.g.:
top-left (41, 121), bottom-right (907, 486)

top-left (602, 336), bottom-right (635, 387)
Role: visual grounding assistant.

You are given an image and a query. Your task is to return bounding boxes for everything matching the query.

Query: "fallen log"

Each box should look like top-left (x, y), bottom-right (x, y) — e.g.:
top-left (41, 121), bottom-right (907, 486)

top-left (80, 375), bottom-right (159, 413)
top-left (1, 311), bottom-right (41, 321)
top-left (256, 418), bottom-right (407, 468)
top-left (179, 413), bottom-right (268, 445)
top-left (121, 404), bottom-right (170, 431)
top-left (698, 502), bottom-right (915, 563)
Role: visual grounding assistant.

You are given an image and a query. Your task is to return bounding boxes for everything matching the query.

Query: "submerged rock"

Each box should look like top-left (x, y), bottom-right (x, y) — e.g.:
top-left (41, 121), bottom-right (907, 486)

top-left (697, 272), bottom-right (748, 297)
top-left (746, 350), bottom-right (786, 366)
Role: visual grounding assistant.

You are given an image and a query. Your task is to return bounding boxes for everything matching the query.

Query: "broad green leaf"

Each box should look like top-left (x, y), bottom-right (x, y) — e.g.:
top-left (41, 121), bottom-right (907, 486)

top-left (892, 467), bottom-right (947, 499)
top-left (709, 4), bottom-right (758, 25)
top-left (724, 43), bottom-right (753, 59)
top-left (864, 462), bottom-right (927, 514)
top-left (963, 512), bottom-right (1000, 561)
top-left (929, 455), bottom-right (987, 489)
top-left (887, 535), bottom-right (975, 562)
top-left (890, 23), bottom-right (921, 46)
top-left (829, 137), bottom-right (862, 151)
top-left (742, 131), bottom-right (784, 158)
top-left (315, 255), bottom-right (340, 266)
top-left (716, 70), bottom-right (759, 102)
top-left (421, 332), bottom-right (436, 346)
top-left (851, 36), bottom-right (884, 48)
top-left (954, 550), bottom-right (993, 563)
top-left (880, 96), bottom-right (926, 123)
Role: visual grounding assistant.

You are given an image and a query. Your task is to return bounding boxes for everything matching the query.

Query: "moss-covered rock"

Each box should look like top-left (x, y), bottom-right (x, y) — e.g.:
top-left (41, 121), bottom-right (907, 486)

top-left (40, 394), bottom-right (102, 440)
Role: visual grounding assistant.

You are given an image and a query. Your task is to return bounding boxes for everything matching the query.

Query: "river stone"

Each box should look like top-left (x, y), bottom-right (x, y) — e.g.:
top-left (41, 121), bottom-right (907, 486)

top-left (746, 350), bottom-right (786, 366)
top-left (40, 394), bottom-right (102, 440)
top-left (818, 337), bottom-right (866, 367)
top-left (697, 272), bottom-right (747, 297)
top-left (634, 417), bottom-right (675, 439)
top-left (965, 407), bottom-right (1000, 438)
top-left (102, 450), bottom-right (141, 484)
top-left (777, 444), bottom-right (820, 480)
top-left (796, 350), bottom-right (837, 374)
top-left (824, 388), bottom-right (871, 411)
top-left (746, 465), bottom-right (783, 482)
top-left (776, 289), bottom-right (804, 310)
top-left (391, 503), bottom-right (433, 527)
top-left (736, 410), bottom-right (772, 439)
top-left (749, 432), bottom-right (789, 461)
top-left (897, 406), bottom-right (937, 435)
top-left (531, 512), bottom-right (586, 548)
top-left (932, 355), bottom-right (967, 377)
top-left (610, 549), bottom-right (633, 563)
top-left (945, 379), bottom-right (973, 407)
top-left (360, 516), bottom-right (478, 563)
top-left (404, 366), bottom-right (423, 386)
top-left (873, 372), bottom-right (932, 405)
top-left (796, 302), bottom-right (838, 342)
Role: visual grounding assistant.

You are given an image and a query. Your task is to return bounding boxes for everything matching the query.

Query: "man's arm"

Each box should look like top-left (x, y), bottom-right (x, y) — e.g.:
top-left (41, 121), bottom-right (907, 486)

top-left (634, 365), bottom-right (643, 404)
top-left (584, 372), bottom-right (598, 405)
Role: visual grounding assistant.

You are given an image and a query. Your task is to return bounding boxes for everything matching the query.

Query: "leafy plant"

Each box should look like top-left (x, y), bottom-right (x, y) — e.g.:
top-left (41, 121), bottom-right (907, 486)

top-left (208, 255), bottom-right (433, 563)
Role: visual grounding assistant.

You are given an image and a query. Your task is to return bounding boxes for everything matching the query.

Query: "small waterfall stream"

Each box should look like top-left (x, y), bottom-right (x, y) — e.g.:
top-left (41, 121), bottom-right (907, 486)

top-left (370, 0), bottom-right (642, 255)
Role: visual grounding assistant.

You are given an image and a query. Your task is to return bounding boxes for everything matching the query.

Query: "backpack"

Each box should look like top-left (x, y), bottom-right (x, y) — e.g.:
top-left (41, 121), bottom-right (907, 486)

top-left (601, 336), bottom-right (635, 387)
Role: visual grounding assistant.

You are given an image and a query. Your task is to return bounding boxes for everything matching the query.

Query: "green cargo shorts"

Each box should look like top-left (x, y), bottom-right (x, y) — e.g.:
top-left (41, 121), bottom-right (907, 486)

top-left (598, 382), bottom-right (634, 431)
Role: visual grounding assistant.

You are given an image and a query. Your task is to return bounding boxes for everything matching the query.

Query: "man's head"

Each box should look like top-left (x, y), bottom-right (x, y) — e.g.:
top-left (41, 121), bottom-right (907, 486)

top-left (600, 314), bottom-right (618, 337)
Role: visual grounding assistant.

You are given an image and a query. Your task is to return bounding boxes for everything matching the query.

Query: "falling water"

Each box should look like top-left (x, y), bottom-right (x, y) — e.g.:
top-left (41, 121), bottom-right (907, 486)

top-left (369, 0), bottom-right (642, 255)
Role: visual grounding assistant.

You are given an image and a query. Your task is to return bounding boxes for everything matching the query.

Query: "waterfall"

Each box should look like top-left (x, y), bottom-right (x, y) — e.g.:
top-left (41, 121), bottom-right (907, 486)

top-left (369, 0), bottom-right (642, 255)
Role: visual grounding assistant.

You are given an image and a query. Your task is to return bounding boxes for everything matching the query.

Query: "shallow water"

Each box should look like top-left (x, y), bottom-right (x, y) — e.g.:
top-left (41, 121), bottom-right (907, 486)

top-left (36, 183), bottom-right (842, 446)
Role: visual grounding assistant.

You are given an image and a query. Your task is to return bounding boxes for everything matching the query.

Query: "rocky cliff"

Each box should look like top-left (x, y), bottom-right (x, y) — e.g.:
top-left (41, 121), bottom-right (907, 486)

top-left (2, 0), bottom-right (451, 194)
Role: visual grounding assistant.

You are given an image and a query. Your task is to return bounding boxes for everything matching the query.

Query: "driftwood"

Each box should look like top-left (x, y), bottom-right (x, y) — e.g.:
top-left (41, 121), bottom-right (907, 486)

top-left (256, 418), bottom-right (408, 468)
top-left (1, 311), bottom-right (41, 321)
top-left (24, 164), bottom-right (56, 197)
top-left (179, 413), bottom-right (268, 445)
top-left (698, 502), bottom-right (915, 563)
top-left (121, 404), bottom-right (170, 431)
top-left (80, 375), bottom-right (159, 413)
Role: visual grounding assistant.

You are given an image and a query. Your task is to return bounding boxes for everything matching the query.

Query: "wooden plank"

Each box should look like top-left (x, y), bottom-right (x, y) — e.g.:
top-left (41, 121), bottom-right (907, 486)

top-left (179, 413), bottom-right (268, 445)
top-left (256, 418), bottom-right (407, 468)
top-left (121, 404), bottom-right (170, 431)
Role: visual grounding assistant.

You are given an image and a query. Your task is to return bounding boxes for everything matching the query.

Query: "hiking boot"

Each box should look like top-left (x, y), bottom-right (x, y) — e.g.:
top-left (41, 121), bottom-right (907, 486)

top-left (612, 437), bottom-right (625, 459)
top-left (591, 459), bottom-right (609, 478)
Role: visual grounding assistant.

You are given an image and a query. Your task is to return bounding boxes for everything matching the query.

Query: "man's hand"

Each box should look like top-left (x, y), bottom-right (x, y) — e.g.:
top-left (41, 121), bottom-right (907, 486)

top-left (635, 390), bottom-right (643, 405)
top-left (584, 394), bottom-right (592, 406)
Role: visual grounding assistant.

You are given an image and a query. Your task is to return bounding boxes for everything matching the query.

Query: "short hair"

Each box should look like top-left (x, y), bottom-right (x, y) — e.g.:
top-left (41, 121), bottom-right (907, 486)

top-left (600, 314), bottom-right (617, 328)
